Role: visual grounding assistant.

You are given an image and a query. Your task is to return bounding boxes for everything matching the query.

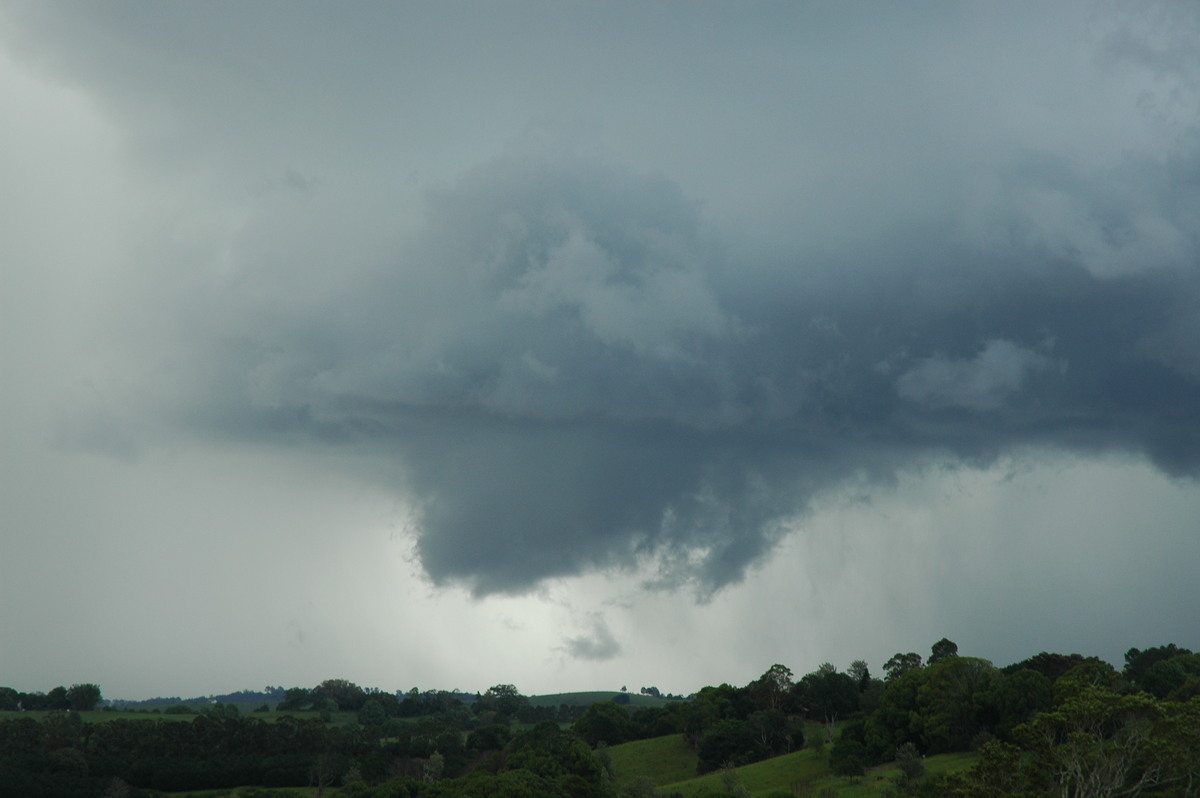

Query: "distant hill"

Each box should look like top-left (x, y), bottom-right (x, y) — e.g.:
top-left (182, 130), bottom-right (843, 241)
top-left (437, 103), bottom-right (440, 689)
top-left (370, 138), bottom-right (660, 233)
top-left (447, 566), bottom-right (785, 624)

top-left (109, 686), bottom-right (285, 709)
top-left (528, 690), bottom-right (677, 708)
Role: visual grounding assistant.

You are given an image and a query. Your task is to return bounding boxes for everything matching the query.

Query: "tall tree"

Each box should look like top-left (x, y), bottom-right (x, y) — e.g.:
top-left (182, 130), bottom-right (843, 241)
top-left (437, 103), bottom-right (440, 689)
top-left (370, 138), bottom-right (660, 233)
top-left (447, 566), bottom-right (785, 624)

top-left (67, 683), bottom-right (102, 711)
top-left (749, 664), bottom-right (793, 711)
top-left (884, 652), bottom-right (924, 682)
top-left (798, 665), bottom-right (858, 743)
top-left (929, 638), bottom-right (959, 664)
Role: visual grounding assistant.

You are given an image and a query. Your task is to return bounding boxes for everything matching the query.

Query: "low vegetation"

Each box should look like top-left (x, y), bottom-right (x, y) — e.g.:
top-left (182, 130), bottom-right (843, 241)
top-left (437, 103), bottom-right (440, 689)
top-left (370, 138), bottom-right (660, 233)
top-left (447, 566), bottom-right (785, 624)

top-left (2, 640), bottom-right (1198, 797)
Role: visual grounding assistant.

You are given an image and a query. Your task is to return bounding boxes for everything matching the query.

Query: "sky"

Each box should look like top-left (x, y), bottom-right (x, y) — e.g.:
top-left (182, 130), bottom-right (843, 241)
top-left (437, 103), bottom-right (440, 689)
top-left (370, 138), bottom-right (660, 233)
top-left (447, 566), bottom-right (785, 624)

top-left (2, 1), bottom-right (1200, 702)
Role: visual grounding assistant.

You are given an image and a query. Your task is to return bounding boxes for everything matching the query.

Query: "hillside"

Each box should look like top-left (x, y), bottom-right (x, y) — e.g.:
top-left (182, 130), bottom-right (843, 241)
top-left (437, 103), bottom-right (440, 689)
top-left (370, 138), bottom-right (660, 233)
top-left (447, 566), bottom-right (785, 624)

top-left (607, 733), bottom-right (979, 798)
top-left (529, 690), bottom-right (675, 708)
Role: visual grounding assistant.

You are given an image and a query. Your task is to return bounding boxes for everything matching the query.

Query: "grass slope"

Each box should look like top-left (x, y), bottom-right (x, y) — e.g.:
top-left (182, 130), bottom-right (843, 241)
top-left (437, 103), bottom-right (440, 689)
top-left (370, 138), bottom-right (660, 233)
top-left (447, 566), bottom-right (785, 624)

top-left (529, 691), bottom-right (673, 708)
top-left (606, 733), bottom-right (699, 786)
top-left (609, 735), bottom-right (979, 798)
top-left (659, 748), bottom-right (829, 797)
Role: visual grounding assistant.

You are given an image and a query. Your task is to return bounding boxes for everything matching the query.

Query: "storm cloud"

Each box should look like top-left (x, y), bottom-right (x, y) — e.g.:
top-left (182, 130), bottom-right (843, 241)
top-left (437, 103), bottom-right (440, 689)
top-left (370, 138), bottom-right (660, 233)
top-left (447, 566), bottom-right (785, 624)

top-left (125, 134), bottom-right (1200, 596)
top-left (4, 1), bottom-right (1200, 696)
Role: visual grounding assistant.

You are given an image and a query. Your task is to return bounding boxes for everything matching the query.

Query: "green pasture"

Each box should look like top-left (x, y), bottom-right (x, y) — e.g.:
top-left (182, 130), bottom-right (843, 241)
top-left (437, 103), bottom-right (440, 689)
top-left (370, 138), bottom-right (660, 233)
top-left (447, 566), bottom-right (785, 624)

top-left (529, 690), bottom-right (672, 708)
top-left (606, 732), bottom-right (699, 785)
top-left (607, 732), bottom-right (978, 798)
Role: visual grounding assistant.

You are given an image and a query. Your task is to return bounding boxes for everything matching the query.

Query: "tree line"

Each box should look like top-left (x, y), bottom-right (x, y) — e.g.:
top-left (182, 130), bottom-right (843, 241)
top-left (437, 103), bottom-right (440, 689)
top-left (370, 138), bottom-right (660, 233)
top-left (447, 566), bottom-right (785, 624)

top-left (2, 640), bottom-right (1198, 797)
top-left (0, 684), bottom-right (101, 713)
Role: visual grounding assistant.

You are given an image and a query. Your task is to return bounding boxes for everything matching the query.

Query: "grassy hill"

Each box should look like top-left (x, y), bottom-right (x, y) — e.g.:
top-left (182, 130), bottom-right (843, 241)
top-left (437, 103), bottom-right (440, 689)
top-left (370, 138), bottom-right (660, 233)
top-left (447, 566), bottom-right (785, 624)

top-left (528, 690), bottom-right (674, 708)
top-left (606, 732), bottom-right (699, 785)
top-left (606, 733), bottom-right (978, 798)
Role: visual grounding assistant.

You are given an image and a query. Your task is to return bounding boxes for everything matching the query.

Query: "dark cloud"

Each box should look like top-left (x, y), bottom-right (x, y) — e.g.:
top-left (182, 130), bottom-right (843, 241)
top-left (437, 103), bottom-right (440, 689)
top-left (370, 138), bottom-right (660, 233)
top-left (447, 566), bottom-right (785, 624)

top-left (143, 133), bottom-right (1200, 597)
top-left (8, 0), bottom-right (1200, 603)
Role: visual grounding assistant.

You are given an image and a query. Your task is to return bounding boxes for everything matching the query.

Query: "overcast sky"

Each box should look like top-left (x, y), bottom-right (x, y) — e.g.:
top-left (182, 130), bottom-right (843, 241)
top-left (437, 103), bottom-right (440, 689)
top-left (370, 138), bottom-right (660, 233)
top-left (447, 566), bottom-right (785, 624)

top-left (3, 1), bottom-right (1200, 701)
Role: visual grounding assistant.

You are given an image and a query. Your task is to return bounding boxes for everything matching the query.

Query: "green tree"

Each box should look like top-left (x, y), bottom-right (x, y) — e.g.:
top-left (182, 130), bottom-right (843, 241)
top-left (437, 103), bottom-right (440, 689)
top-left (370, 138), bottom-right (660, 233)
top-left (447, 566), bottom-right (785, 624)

top-left (46, 685), bottom-right (71, 710)
top-left (1142, 653), bottom-right (1200, 699)
top-left (1148, 695), bottom-right (1200, 797)
top-left (912, 656), bottom-right (1000, 753)
top-left (884, 652), bottom-right (923, 682)
top-left (746, 708), bottom-right (800, 754)
top-left (474, 684), bottom-right (529, 723)
top-left (929, 638), bottom-right (959, 664)
top-left (697, 718), bottom-right (755, 773)
top-left (1124, 644), bottom-right (1192, 688)
top-left (67, 683), bottom-right (102, 711)
top-left (986, 667), bottom-right (1054, 739)
top-left (749, 664), bottom-right (793, 712)
top-left (797, 665), bottom-right (858, 743)
top-left (848, 660), bottom-right (871, 689)
top-left (1020, 685), bottom-right (1163, 798)
top-left (1055, 660), bottom-right (1122, 701)
top-left (313, 679), bottom-right (367, 711)
top-left (1003, 651), bottom-right (1100, 681)
top-left (573, 701), bottom-right (633, 747)
top-left (358, 699), bottom-right (386, 727)
top-left (893, 741), bottom-right (925, 794)
top-left (278, 686), bottom-right (312, 711)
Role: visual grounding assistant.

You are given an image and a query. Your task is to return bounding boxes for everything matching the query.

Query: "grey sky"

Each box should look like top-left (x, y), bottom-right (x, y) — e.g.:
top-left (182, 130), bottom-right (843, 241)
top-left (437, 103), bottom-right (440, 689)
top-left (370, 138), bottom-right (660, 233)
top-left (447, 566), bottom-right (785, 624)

top-left (2, 1), bottom-right (1199, 700)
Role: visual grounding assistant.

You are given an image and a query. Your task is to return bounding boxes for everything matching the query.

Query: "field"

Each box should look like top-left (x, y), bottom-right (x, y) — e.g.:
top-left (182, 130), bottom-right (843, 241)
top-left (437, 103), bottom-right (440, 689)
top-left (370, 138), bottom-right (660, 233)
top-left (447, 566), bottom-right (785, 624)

top-left (529, 690), bottom-right (674, 708)
top-left (606, 733), bottom-right (979, 798)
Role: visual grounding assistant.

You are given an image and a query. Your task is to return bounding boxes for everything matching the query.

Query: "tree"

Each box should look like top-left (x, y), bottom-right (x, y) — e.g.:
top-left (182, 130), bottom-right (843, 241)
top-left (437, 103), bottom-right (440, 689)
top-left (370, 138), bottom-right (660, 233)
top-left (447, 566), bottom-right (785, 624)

top-left (848, 660), bottom-right (871, 689)
top-left (1142, 653), bottom-right (1200, 699)
top-left (278, 686), bottom-right (312, 711)
top-left (798, 665), bottom-right (858, 743)
top-left (1148, 695), bottom-right (1200, 797)
top-left (986, 667), bottom-right (1054, 739)
top-left (912, 657), bottom-right (1000, 753)
top-left (884, 652), bottom-right (923, 682)
top-left (746, 708), bottom-right (800, 755)
top-left (573, 701), bottom-right (633, 747)
top-left (67, 683), bottom-right (102, 711)
top-left (893, 742), bottom-right (925, 794)
top-left (313, 678), bottom-right (366, 711)
top-left (830, 736), bottom-right (867, 777)
top-left (929, 638), bottom-right (959, 664)
top-left (1002, 651), bottom-right (1103, 682)
top-left (46, 685), bottom-right (71, 710)
top-left (749, 664), bottom-right (793, 711)
top-left (1124, 644), bottom-right (1192, 688)
top-left (357, 699), bottom-right (386, 726)
top-left (697, 718), bottom-right (755, 773)
top-left (1020, 685), bottom-right (1164, 798)
top-left (474, 684), bottom-right (529, 723)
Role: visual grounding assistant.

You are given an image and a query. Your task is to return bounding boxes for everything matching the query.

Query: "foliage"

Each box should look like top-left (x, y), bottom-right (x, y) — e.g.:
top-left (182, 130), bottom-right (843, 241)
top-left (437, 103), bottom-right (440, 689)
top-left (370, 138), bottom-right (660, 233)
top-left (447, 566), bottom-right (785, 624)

top-left (574, 701), bottom-right (636, 747)
top-left (954, 687), bottom-right (1200, 798)
top-left (883, 653), bottom-right (923, 682)
top-left (67, 684), bottom-right (103, 712)
top-left (929, 639), bottom-right (959, 665)
top-left (4, 641), bottom-right (1198, 798)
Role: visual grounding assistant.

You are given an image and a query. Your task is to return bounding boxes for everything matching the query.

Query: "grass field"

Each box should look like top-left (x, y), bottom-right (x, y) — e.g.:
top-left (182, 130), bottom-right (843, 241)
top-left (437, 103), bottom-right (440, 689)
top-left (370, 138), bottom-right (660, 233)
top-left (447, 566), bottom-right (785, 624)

top-left (529, 690), bottom-right (674, 708)
top-left (606, 733), bottom-right (979, 798)
top-left (606, 732), bottom-right (700, 785)
top-left (660, 748), bottom-right (830, 797)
